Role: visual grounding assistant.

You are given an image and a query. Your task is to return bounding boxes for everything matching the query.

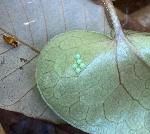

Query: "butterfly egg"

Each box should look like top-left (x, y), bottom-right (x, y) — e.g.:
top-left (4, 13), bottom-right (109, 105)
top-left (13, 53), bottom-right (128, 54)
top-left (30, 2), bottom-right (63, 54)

top-left (80, 63), bottom-right (86, 69)
top-left (75, 68), bottom-right (81, 73)
top-left (76, 59), bottom-right (82, 64)
top-left (72, 63), bottom-right (78, 69)
top-left (74, 54), bottom-right (81, 60)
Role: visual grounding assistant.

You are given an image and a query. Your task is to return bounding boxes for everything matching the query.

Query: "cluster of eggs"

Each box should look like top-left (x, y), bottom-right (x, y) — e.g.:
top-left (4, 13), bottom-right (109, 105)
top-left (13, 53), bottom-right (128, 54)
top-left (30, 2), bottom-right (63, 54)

top-left (72, 54), bottom-right (86, 74)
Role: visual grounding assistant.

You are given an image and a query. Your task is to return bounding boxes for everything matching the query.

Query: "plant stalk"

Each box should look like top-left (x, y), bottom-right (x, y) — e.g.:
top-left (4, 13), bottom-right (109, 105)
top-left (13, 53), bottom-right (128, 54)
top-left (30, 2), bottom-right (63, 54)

top-left (101, 0), bottom-right (126, 42)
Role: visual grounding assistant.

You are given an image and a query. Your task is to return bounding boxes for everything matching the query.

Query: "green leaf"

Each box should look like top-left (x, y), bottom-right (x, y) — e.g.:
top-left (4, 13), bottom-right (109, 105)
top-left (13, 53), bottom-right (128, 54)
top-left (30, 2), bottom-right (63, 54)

top-left (36, 30), bottom-right (150, 134)
top-left (0, 0), bottom-right (110, 123)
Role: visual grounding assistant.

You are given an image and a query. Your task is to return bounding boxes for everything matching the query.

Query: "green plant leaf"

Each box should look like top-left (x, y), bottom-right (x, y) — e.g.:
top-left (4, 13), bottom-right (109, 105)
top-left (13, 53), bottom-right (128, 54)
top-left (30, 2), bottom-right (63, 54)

top-left (36, 30), bottom-right (150, 134)
top-left (0, 0), bottom-right (110, 123)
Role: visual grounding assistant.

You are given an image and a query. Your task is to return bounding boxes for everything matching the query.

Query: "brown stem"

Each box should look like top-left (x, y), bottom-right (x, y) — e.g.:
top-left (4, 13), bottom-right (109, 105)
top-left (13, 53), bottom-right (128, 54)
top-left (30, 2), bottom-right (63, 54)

top-left (101, 0), bottom-right (126, 42)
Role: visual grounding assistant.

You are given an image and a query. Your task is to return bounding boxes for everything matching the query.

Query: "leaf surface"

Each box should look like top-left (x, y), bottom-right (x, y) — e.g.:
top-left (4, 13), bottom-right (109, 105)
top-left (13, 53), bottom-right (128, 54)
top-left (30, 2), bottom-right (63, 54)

top-left (36, 30), bottom-right (150, 134)
top-left (0, 0), bottom-right (110, 123)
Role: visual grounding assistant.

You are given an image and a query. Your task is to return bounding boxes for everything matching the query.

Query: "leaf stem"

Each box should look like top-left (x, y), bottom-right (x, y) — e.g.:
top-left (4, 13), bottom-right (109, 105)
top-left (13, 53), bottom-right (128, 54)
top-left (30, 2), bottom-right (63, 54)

top-left (101, 0), bottom-right (126, 42)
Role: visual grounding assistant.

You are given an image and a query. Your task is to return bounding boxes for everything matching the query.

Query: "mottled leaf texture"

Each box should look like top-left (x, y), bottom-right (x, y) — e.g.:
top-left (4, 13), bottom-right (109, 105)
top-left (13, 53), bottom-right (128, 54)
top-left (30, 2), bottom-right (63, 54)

top-left (0, 0), bottom-right (110, 125)
top-left (36, 30), bottom-right (150, 134)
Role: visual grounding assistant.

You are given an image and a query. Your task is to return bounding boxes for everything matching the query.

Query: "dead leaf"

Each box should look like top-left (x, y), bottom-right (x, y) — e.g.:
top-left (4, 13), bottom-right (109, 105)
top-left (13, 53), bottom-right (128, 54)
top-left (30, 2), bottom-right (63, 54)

top-left (91, 0), bottom-right (150, 32)
top-left (116, 7), bottom-right (150, 32)
top-left (130, 5), bottom-right (150, 31)
top-left (0, 109), bottom-right (87, 134)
